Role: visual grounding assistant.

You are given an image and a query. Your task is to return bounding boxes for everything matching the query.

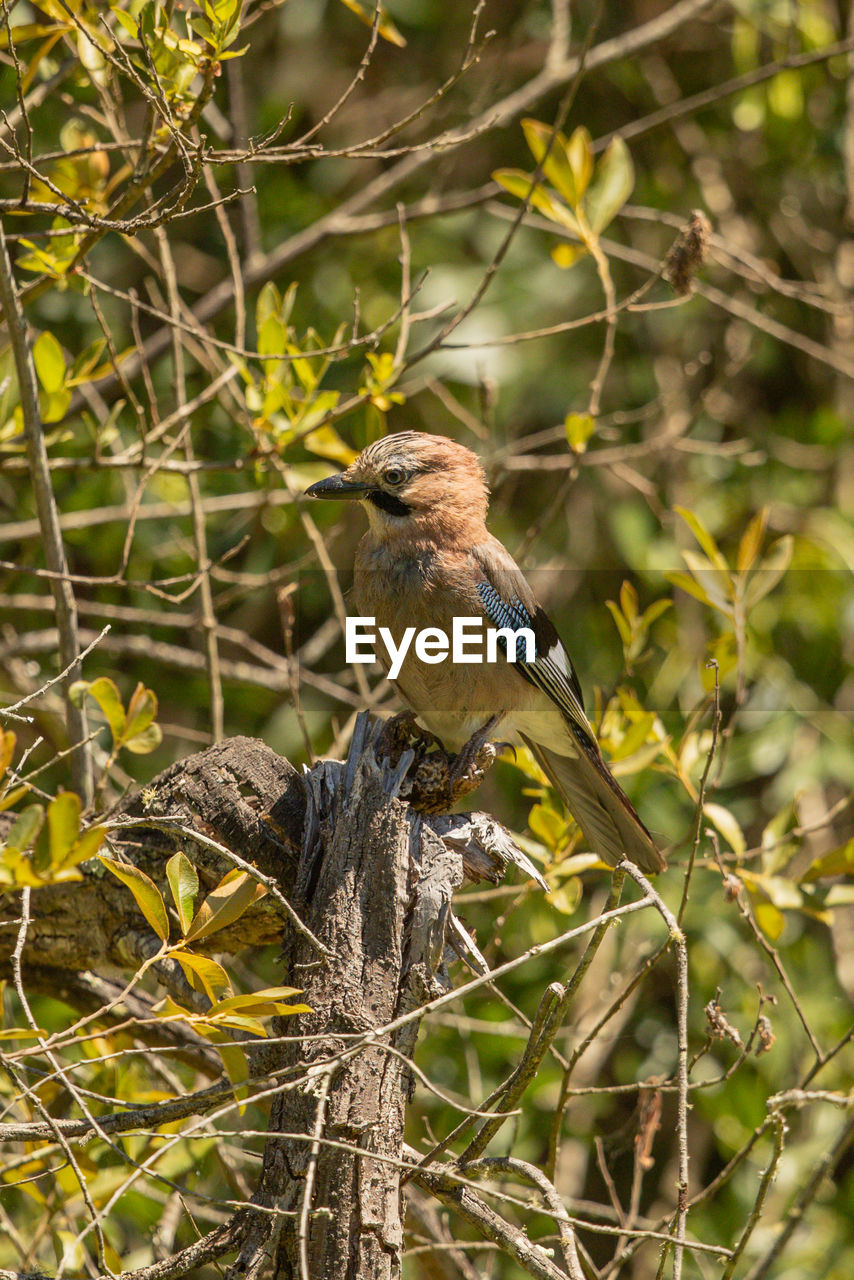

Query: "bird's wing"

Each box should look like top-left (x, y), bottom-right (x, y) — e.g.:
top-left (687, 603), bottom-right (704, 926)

top-left (471, 538), bottom-right (666, 875)
top-left (471, 538), bottom-right (591, 741)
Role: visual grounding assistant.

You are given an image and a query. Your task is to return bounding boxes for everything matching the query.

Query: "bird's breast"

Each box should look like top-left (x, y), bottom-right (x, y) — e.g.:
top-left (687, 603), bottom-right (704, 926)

top-left (352, 541), bottom-right (545, 750)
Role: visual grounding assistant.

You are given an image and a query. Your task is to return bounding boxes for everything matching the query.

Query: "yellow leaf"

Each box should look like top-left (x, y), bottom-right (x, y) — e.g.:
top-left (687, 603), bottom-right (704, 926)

top-left (99, 855), bottom-right (169, 941)
top-left (185, 869), bottom-right (267, 942)
top-left (704, 802), bottom-right (746, 858)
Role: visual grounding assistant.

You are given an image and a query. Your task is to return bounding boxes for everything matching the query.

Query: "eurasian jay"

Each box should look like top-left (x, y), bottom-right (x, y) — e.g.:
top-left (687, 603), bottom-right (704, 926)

top-left (306, 431), bottom-right (665, 875)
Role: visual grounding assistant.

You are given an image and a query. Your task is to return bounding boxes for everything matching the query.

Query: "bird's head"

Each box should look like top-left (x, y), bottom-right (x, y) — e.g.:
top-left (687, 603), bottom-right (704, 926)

top-left (305, 431), bottom-right (489, 544)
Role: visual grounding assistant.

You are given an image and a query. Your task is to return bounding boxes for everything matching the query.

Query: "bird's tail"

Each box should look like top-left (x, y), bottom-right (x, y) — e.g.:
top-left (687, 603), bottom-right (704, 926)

top-left (520, 734), bottom-right (666, 875)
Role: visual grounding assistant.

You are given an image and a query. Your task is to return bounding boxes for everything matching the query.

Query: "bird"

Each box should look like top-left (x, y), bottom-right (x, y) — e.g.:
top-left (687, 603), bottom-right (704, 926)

top-left (305, 431), bottom-right (666, 875)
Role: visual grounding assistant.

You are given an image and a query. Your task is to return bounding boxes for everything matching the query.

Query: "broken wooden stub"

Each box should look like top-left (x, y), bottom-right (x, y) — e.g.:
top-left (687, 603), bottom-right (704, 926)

top-left (232, 712), bottom-right (541, 1280)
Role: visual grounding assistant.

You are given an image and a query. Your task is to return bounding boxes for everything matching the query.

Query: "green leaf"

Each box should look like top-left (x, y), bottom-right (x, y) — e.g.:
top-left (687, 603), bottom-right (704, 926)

top-left (256, 281), bottom-right (280, 328)
top-left (675, 506), bottom-right (729, 572)
top-left (665, 570), bottom-right (713, 608)
top-left (32, 331), bottom-right (66, 393)
top-left (76, 677), bottom-right (126, 742)
top-left (303, 424), bottom-right (357, 466)
top-left (40, 387), bottom-right (71, 424)
top-left (605, 600), bottom-right (632, 646)
top-left (0, 729), bottom-right (15, 775)
top-left (166, 852), bottom-right (199, 934)
top-left (46, 792), bottom-right (81, 866)
top-left (680, 550), bottom-right (733, 613)
top-left (3, 804), bottom-right (45, 854)
top-left (124, 683), bottom-right (157, 738)
top-left (492, 169), bottom-right (581, 234)
top-left (68, 338), bottom-right (108, 386)
top-left (99, 855), bottom-right (170, 941)
top-left (62, 824), bottom-right (107, 870)
top-left (641, 598), bottom-right (672, 628)
top-left (184, 869), bottom-right (267, 942)
top-left (547, 876), bottom-right (582, 915)
top-left (609, 712), bottom-right (657, 762)
top-left (737, 508), bottom-right (769, 573)
top-left (111, 8), bottom-right (140, 39)
top-left (258, 313), bottom-right (288, 358)
top-left (754, 899), bottom-right (785, 940)
top-left (801, 839), bottom-right (854, 883)
top-left (175, 951), bottom-right (232, 1002)
top-left (123, 723), bottom-right (163, 755)
top-left (582, 136), bottom-right (634, 233)
top-left (522, 119), bottom-right (591, 207)
top-left (528, 803), bottom-right (567, 852)
top-left (620, 581), bottom-right (638, 621)
top-left (744, 536), bottom-right (794, 609)
top-left (211, 986), bottom-right (309, 1016)
top-left (202, 1011), bottom-right (269, 1036)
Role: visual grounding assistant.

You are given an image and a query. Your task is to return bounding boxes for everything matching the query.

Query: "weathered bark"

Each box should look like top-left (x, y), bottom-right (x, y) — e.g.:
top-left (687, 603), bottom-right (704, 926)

top-left (231, 716), bottom-right (466, 1280)
top-left (0, 736), bottom-right (306, 976)
top-left (4, 717), bottom-right (541, 1280)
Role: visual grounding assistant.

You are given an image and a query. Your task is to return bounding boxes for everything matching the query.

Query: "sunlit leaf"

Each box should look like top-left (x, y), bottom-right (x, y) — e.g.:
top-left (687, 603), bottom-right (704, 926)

top-left (801, 839), bottom-right (854, 883)
top-left (547, 877), bottom-right (582, 915)
top-left (0, 730), bottom-right (16, 776)
top-left (32, 331), bottom-right (66, 393)
top-left (99, 855), bottom-right (169, 941)
top-left (303, 424), bottom-right (357, 466)
top-left (675, 506), bottom-right (730, 572)
top-left (184, 869), bottom-right (267, 942)
top-left (564, 412), bottom-right (595, 451)
top-left (605, 600), bottom-right (632, 646)
top-left (744, 536), bottom-right (794, 609)
top-left (582, 136), bottom-right (634, 233)
top-left (3, 804), bottom-right (45, 854)
top-left (46, 791), bottom-right (81, 865)
top-left (492, 169), bottom-right (582, 234)
top-left (704, 802), bottom-right (746, 857)
top-left (338, 0), bottom-right (406, 47)
top-left (71, 677), bottom-right (126, 742)
top-left (521, 119), bottom-right (591, 207)
top-left (528, 803), bottom-right (567, 852)
top-left (753, 900), bottom-right (785, 941)
top-left (737, 508), bottom-right (768, 573)
top-left (211, 986), bottom-right (310, 1016)
top-left (175, 951), bottom-right (233, 1003)
top-left (166, 852), bottom-right (199, 934)
top-left (123, 683), bottom-right (158, 742)
top-left (665, 570), bottom-right (713, 608)
top-left (123, 723), bottom-right (163, 755)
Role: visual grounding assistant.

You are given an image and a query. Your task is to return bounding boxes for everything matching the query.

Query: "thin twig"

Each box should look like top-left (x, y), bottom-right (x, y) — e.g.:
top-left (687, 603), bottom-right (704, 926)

top-left (0, 219), bottom-right (92, 802)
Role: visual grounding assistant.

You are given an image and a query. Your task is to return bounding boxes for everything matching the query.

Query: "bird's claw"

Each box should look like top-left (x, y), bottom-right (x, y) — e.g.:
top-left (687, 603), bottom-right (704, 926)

top-left (375, 710), bottom-right (442, 764)
top-left (408, 715), bottom-right (504, 814)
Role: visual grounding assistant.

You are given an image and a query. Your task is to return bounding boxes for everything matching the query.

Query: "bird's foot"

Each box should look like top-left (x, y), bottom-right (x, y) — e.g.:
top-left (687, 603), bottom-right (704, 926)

top-left (376, 710), bottom-right (443, 765)
top-left (409, 715), bottom-right (505, 814)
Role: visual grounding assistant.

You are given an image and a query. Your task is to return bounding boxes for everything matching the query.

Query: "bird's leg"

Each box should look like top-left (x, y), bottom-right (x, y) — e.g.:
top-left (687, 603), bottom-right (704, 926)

top-left (407, 715), bottom-right (507, 813)
top-left (375, 709), bottom-right (443, 765)
top-left (446, 714), bottom-right (506, 795)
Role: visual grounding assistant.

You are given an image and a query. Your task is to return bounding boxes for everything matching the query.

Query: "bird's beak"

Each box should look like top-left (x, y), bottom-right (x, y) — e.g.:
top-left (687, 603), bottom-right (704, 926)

top-left (305, 473), bottom-right (371, 500)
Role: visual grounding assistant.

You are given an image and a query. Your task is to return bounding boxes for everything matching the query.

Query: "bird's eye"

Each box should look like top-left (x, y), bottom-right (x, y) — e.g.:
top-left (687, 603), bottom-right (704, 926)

top-left (383, 467), bottom-right (406, 486)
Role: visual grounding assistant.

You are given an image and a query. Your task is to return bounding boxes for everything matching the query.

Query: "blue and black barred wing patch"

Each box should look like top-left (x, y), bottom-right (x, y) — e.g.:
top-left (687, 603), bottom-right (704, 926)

top-left (476, 580), bottom-right (588, 731)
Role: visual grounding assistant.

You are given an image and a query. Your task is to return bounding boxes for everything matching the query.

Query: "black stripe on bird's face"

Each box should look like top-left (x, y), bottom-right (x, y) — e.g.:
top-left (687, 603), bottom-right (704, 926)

top-left (367, 489), bottom-right (412, 517)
